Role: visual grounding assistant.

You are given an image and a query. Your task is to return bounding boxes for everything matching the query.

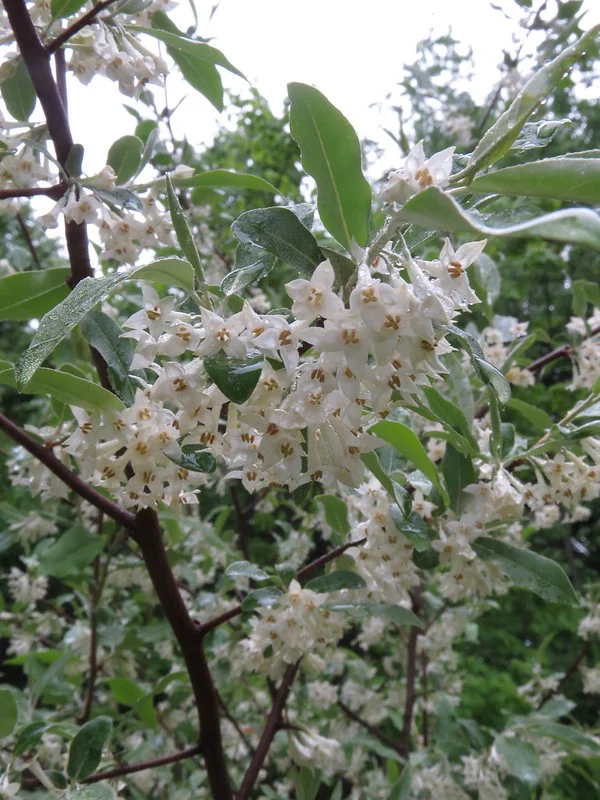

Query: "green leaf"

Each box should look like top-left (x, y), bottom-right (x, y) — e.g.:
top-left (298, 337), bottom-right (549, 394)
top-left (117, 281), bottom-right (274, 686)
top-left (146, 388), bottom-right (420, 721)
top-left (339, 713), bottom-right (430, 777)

top-left (0, 365), bottom-right (124, 413)
top-left (472, 537), bottom-right (578, 605)
top-left (361, 451), bottom-right (412, 518)
top-left (94, 186), bottom-right (144, 212)
top-left (51, 0), bottom-right (87, 17)
top-left (474, 253), bottom-right (501, 306)
top-left (67, 716), bottom-right (112, 781)
top-left (470, 157), bottom-right (600, 205)
top-left (146, 12), bottom-right (245, 78)
top-left (80, 310), bottom-right (136, 405)
top-left (15, 258), bottom-right (193, 389)
top-left (370, 420), bottom-right (447, 502)
top-left (1, 59), bottom-right (36, 121)
top-left (107, 677), bottom-right (156, 728)
top-left (225, 561), bottom-right (271, 582)
top-left (442, 444), bottom-right (476, 514)
top-left (315, 495), bottom-right (350, 535)
top-left (203, 349), bottom-right (263, 404)
top-left (305, 570), bottom-right (366, 592)
top-left (510, 118), bottom-right (572, 153)
top-left (39, 525), bottom-right (105, 578)
top-left (106, 135), bottom-right (143, 185)
top-left (232, 206), bottom-right (323, 277)
top-left (495, 735), bottom-right (540, 786)
top-left (422, 385), bottom-right (479, 452)
top-left (169, 168), bottom-right (279, 194)
top-left (387, 765), bottom-right (412, 800)
top-left (137, 12), bottom-right (244, 111)
top-left (323, 601), bottom-right (422, 628)
top-left (572, 279), bottom-right (600, 318)
top-left (165, 174), bottom-right (205, 286)
top-left (398, 186), bottom-right (600, 251)
top-left (0, 268), bottom-right (70, 321)
top-left (526, 721), bottom-right (600, 754)
top-left (241, 587), bottom-right (282, 612)
top-left (14, 721), bottom-right (67, 757)
top-left (164, 444), bottom-right (216, 474)
top-left (66, 143), bottom-right (85, 178)
top-left (70, 786), bottom-right (116, 800)
top-left (462, 25), bottom-right (600, 177)
top-left (220, 248), bottom-right (276, 296)
top-left (391, 510), bottom-right (433, 552)
top-left (288, 82), bottom-right (371, 252)
top-left (297, 767), bottom-right (322, 800)
top-left (0, 689), bottom-right (17, 738)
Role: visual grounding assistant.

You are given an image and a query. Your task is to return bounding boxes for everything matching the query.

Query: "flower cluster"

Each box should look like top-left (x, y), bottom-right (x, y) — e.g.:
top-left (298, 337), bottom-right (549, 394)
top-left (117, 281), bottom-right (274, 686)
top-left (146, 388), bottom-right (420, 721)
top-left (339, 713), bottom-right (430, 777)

top-left (63, 240), bottom-right (486, 508)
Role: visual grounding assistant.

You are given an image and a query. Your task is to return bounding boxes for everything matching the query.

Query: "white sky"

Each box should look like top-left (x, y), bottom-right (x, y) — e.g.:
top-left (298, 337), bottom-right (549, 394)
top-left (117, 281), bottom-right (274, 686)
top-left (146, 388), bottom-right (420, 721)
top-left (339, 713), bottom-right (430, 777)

top-left (68, 0), bottom-right (600, 176)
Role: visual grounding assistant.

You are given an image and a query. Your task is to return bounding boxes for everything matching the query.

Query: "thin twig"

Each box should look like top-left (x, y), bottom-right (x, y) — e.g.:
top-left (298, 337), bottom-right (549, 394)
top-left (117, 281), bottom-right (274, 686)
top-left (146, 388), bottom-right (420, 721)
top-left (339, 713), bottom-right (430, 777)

top-left (537, 642), bottom-right (590, 709)
top-left (199, 538), bottom-right (367, 637)
top-left (237, 661), bottom-right (301, 800)
top-left (399, 589), bottom-right (423, 759)
top-left (337, 700), bottom-right (403, 754)
top-left (231, 484), bottom-right (251, 560)
top-left (217, 689), bottom-right (256, 755)
top-left (46, 0), bottom-right (121, 54)
top-left (15, 211), bottom-right (41, 268)
top-left (0, 412), bottom-right (135, 529)
top-left (82, 745), bottom-right (203, 784)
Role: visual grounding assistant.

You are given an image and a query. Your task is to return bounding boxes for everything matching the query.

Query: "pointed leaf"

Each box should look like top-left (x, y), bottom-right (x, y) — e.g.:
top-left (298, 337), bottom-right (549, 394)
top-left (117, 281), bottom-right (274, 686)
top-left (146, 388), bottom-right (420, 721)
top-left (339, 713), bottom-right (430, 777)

top-left (442, 444), bottom-right (476, 514)
top-left (0, 268), bottom-right (70, 321)
top-left (225, 561), bottom-right (270, 582)
top-left (370, 420), bottom-right (446, 500)
top-left (165, 174), bottom-right (205, 284)
top-left (106, 135), bottom-right (143, 185)
top-left (164, 444), bottom-right (216, 474)
top-left (472, 537), bottom-right (578, 604)
top-left (462, 25), bottom-right (600, 177)
top-left (0, 365), bottom-right (124, 412)
top-left (67, 717), bottom-right (112, 780)
top-left (323, 601), bottom-right (422, 628)
top-left (15, 258), bottom-right (193, 389)
top-left (495, 735), bottom-right (540, 786)
top-left (170, 168), bottom-right (279, 194)
top-left (80, 310), bottom-right (136, 405)
top-left (288, 82), bottom-right (371, 252)
top-left (39, 525), bottom-right (105, 578)
top-left (398, 186), bottom-right (600, 250)
top-left (241, 587), bottom-right (282, 612)
top-left (391, 510), bottom-right (433, 552)
top-left (315, 494), bottom-right (350, 535)
top-left (470, 157), bottom-right (600, 205)
top-left (232, 206), bottom-right (323, 277)
top-left (1, 59), bottom-right (36, 121)
top-left (305, 570), bottom-right (366, 592)
top-left (203, 349), bottom-right (263, 404)
top-left (51, 0), bottom-right (87, 17)
top-left (0, 689), bottom-right (17, 739)
top-left (526, 721), bottom-right (600, 754)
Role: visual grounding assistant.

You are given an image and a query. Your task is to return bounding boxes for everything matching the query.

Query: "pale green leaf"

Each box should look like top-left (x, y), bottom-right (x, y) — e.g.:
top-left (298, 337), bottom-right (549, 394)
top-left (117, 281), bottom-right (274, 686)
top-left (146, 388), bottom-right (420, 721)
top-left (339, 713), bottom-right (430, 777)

top-left (304, 570), bottom-right (366, 592)
top-left (315, 495), bottom-right (350, 535)
top-left (106, 135), bottom-right (143, 185)
top-left (0, 689), bottom-right (18, 739)
top-left (67, 717), bottom-right (112, 780)
top-left (472, 537), bottom-right (578, 604)
top-left (0, 268), bottom-right (70, 321)
top-left (288, 82), bottom-right (371, 252)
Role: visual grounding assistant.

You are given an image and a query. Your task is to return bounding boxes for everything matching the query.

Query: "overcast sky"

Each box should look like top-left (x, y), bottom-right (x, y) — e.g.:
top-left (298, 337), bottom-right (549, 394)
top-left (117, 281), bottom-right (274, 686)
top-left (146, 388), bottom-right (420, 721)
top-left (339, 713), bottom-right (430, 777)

top-left (67, 0), bottom-right (600, 175)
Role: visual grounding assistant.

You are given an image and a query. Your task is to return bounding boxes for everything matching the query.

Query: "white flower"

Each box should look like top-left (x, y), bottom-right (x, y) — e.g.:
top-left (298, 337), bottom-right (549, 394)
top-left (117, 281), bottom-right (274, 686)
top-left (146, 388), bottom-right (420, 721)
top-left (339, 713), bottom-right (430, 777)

top-left (381, 140), bottom-right (455, 204)
top-left (422, 238), bottom-right (486, 307)
top-left (285, 260), bottom-right (344, 321)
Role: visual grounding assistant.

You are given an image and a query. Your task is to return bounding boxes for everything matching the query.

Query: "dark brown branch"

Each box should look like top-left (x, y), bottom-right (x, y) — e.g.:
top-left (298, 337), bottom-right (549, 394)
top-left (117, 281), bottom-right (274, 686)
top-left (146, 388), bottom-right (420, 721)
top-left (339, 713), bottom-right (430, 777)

top-left (537, 641), bottom-right (590, 709)
top-left (337, 700), bottom-right (403, 754)
top-left (79, 547), bottom-right (101, 724)
top-left (199, 538), bottom-right (367, 637)
top-left (4, 0), bottom-right (93, 285)
top-left (421, 652), bottom-right (429, 747)
top-left (16, 211), bottom-right (41, 268)
top-left (0, 412), bottom-right (135, 529)
top-left (0, 184), bottom-right (67, 200)
top-left (133, 508), bottom-right (232, 800)
top-left (237, 661), bottom-right (301, 800)
top-left (82, 745), bottom-right (202, 784)
top-left (399, 590), bottom-right (423, 759)
top-left (46, 0), bottom-right (121, 54)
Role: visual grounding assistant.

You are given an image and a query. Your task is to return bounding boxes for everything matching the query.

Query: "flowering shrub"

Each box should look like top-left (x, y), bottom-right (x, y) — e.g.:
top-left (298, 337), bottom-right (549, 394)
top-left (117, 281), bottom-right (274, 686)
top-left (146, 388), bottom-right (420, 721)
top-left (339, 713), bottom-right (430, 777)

top-left (0, 1), bottom-right (600, 799)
